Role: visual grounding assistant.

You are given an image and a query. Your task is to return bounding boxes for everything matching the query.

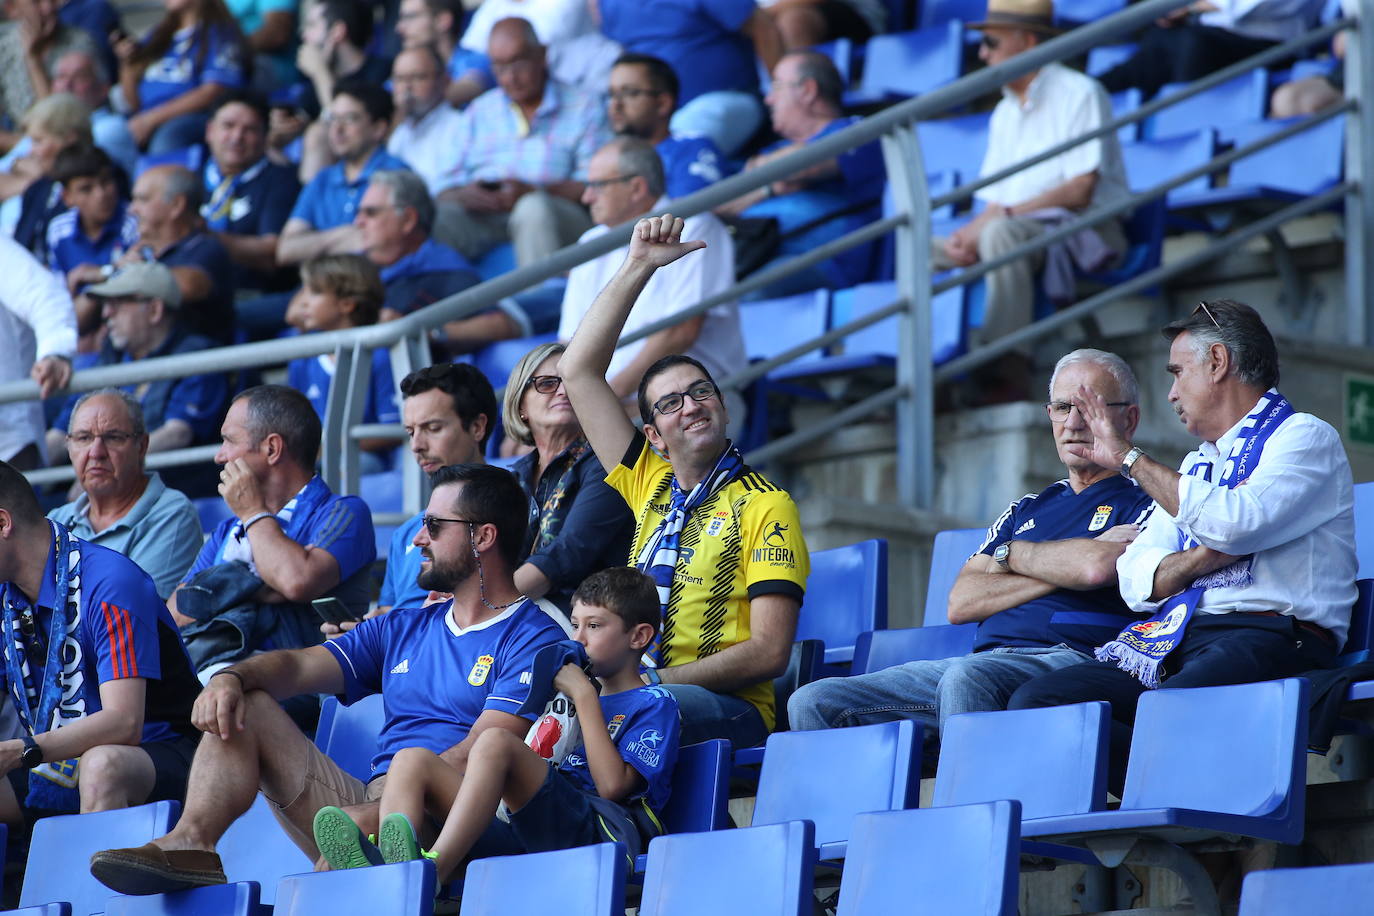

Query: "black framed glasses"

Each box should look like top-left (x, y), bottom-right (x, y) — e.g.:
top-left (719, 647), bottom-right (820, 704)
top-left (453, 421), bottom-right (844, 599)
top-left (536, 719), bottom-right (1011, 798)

top-left (651, 381), bottom-right (718, 418)
top-left (979, 33), bottom-right (1000, 50)
top-left (1046, 401), bottom-right (1132, 422)
top-left (422, 515), bottom-right (483, 538)
top-left (67, 430), bottom-right (138, 449)
top-left (526, 375), bottom-right (564, 394)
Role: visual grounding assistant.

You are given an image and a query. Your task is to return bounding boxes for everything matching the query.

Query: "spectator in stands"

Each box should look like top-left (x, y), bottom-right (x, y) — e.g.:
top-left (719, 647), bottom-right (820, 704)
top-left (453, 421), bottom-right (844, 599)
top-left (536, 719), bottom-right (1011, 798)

top-left (284, 254), bottom-right (399, 472)
top-left (0, 236), bottom-right (77, 471)
top-left (200, 89), bottom-right (301, 294)
top-left (933, 0), bottom-right (1128, 403)
top-left (459, 0), bottom-right (619, 97)
top-left (560, 137), bottom-right (746, 425)
top-left (10, 94), bottom-right (95, 262)
top-left (504, 342), bottom-right (634, 614)
top-left (48, 263), bottom-right (229, 472)
top-left (562, 214), bottom-right (809, 747)
top-left (396, 0), bottom-right (491, 107)
top-left (57, 0), bottom-right (122, 80)
top-left (1099, 0), bottom-right (1324, 99)
top-left (88, 463), bottom-right (565, 890)
top-left (112, 0), bottom-right (251, 154)
top-left (227, 0), bottom-right (298, 91)
top-left (593, 0), bottom-right (781, 157)
top-left (0, 461), bottom-right (202, 820)
top-left (0, 0), bottom-right (97, 153)
top-left (49, 389), bottom-right (204, 599)
top-left (789, 349), bottom-right (1154, 735)
top-left (436, 18), bottom-right (609, 269)
top-left (167, 385), bottom-right (376, 673)
top-left (758, 0), bottom-right (884, 50)
top-left (607, 53), bottom-right (728, 199)
top-left (1009, 300), bottom-right (1356, 791)
top-left (49, 48), bottom-right (139, 176)
top-left (321, 567), bottom-right (677, 879)
top-left (718, 49), bottom-right (885, 299)
top-left (386, 45), bottom-right (465, 201)
top-left (47, 145), bottom-right (140, 297)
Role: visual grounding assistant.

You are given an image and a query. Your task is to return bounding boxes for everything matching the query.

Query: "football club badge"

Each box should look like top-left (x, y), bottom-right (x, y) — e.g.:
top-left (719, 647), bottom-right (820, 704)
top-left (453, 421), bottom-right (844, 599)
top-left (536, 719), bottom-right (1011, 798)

top-left (706, 511), bottom-right (729, 537)
top-left (1088, 505), bottom-right (1113, 532)
top-left (468, 654), bottom-right (494, 686)
top-left (607, 713), bottom-right (626, 738)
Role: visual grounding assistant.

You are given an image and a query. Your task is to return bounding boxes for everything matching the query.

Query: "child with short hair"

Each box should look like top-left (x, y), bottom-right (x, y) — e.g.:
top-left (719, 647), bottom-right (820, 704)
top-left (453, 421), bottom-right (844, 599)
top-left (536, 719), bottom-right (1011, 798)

top-left (46, 145), bottom-right (139, 296)
top-left (313, 567), bottom-right (681, 881)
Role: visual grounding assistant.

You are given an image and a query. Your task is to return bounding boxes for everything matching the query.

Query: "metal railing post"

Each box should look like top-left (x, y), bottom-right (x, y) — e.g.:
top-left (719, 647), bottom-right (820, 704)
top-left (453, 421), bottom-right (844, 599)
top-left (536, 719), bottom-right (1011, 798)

top-left (320, 343), bottom-right (354, 491)
top-left (1347, 10), bottom-right (1373, 346)
top-left (339, 341), bottom-right (371, 497)
top-left (882, 123), bottom-right (934, 509)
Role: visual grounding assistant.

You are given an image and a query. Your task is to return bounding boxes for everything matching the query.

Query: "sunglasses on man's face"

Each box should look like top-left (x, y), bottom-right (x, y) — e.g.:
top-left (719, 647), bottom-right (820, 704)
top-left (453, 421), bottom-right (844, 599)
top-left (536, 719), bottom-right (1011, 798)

top-left (980, 33), bottom-right (1001, 50)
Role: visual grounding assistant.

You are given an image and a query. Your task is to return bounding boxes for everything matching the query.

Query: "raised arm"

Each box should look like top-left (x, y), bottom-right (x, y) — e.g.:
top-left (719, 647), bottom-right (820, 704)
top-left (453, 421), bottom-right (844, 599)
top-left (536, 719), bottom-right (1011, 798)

top-left (560, 214), bottom-right (706, 473)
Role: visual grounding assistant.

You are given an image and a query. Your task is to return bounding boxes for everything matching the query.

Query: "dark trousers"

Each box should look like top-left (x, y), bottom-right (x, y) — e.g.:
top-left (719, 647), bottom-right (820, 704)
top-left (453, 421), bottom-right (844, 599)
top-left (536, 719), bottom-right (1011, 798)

top-left (1100, 24), bottom-right (1277, 98)
top-left (1008, 614), bottom-right (1337, 795)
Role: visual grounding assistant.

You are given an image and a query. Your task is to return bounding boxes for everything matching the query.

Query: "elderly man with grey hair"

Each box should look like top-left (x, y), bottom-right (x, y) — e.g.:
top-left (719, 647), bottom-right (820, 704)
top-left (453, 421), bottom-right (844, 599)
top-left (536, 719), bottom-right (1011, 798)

top-left (789, 347), bottom-right (1154, 738)
top-left (557, 136), bottom-right (745, 423)
top-left (48, 390), bottom-right (203, 599)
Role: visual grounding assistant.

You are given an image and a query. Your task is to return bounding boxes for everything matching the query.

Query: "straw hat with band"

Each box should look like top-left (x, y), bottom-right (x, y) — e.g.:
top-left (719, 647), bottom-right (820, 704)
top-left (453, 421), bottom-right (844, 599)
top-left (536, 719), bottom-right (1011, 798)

top-left (970, 0), bottom-right (1061, 36)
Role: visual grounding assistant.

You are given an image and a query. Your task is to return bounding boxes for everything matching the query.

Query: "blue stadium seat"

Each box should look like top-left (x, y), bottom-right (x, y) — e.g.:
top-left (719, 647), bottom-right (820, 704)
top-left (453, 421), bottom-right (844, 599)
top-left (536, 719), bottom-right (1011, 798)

top-left (217, 796), bottom-right (314, 907)
top-left (23, 801), bottom-right (179, 915)
top-left (797, 539), bottom-right (888, 667)
top-left (471, 332), bottom-right (558, 391)
top-left (461, 843), bottom-right (626, 916)
top-left (1078, 195), bottom-right (1167, 291)
top-left (474, 243), bottom-right (516, 281)
top-left (1340, 580), bottom-right (1374, 666)
top-left (922, 528), bottom-right (985, 626)
top-left (917, 0), bottom-right (982, 28)
top-left (836, 801), bottom-right (1021, 916)
top-left (359, 470), bottom-right (404, 555)
top-left (853, 623), bottom-right (978, 674)
top-left (874, 172), bottom-right (960, 282)
top-left (917, 112), bottom-right (991, 183)
top-left (739, 290), bottom-right (830, 370)
top-left (0, 907), bottom-right (70, 916)
top-left (1087, 43), bottom-right (1137, 77)
top-left (638, 821), bottom-right (817, 916)
top-left (823, 279), bottom-right (966, 371)
top-left (1172, 116), bottom-right (1345, 214)
top-left (1239, 862), bottom-right (1374, 916)
top-left (1055, 0), bottom-right (1126, 26)
top-left (194, 497), bottom-right (235, 535)
top-left (314, 693), bottom-right (386, 782)
top-left (848, 23), bottom-right (964, 105)
top-left (274, 861), bottom-right (435, 915)
top-left (1146, 71), bottom-right (1269, 140)
top-left (1120, 129), bottom-right (1218, 203)
top-left (103, 882), bottom-right (262, 916)
top-left (753, 720), bottom-right (921, 859)
top-left (1357, 481), bottom-right (1374, 578)
top-left (632, 739), bottom-right (734, 872)
top-left (1109, 88), bottom-right (1143, 143)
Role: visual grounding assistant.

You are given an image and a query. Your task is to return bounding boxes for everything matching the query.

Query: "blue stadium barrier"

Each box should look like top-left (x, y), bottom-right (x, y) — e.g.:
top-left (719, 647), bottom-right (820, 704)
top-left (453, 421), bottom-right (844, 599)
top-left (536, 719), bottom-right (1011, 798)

top-left (1146, 70), bottom-right (1269, 139)
top-left (639, 821), bottom-right (817, 916)
top-left (103, 882), bottom-right (262, 916)
top-left (798, 539), bottom-right (888, 668)
top-left (462, 843), bottom-right (626, 916)
top-left (29, 801), bottom-right (179, 915)
top-left (217, 796), bottom-right (314, 907)
top-left (314, 693), bottom-right (386, 782)
top-left (922, 528), bottom-right (985, 626)
top-left (847, 23), bottom-right (964, 106)
top-left (275, 861), bottom-right (435, 915)
top-left (1239, 862), bottom-right (1374, 916)
top-left (853, 623), bottom-right (978, 674)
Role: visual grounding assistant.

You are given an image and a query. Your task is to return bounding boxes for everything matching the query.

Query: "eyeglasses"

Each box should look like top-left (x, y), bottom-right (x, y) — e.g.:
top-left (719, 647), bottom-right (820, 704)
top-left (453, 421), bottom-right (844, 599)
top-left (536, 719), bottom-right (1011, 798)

top-left (584, 174), bottom-right (639, 191)
top-left (607, 87), bottom-right (659, 102)
top-left (422, 515), bottom-right (483, 538)
top-left (67, 430), bottom-right (138, 449)
top-left (1046, 401), bottom-right (1132, 422)
top-left (1193, 300), bottom-right (1221, 328)
top-left (357, 204), bottom-right (402, 218)
top-left (526, 375), bottom-right (564, 394)
top-left (651, 381), bottom-right (718, 418)
top-left (979, 33), bottom-right (1001, 50)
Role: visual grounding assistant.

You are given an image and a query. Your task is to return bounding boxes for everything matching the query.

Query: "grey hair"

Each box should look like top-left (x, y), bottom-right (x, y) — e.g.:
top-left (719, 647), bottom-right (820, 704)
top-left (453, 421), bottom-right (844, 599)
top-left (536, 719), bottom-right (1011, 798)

top-left (160, 165), bottom-right (205, 212)
top-left (502, 341), bottom-right (567, 447)
top-left (787, 49), bottom-right (844, 112)
top-left (1161, 299), bottom-right (1279, 389)
top-left (67, 389), bottom-right (147, 438)
top-left (1048, 348), bottom-right (1139, 405)
top-left (605, 136), bottom-right (665, 199)
top-left (371, 169), bottom-right (435, 235)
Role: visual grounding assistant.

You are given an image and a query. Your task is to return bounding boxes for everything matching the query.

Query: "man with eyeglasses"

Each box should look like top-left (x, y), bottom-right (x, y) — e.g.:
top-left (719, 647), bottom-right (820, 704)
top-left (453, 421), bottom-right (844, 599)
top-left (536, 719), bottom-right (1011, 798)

top-left (89, 463), bottom-right (564, 895)
top-left (1010, 301), bottom-right (1355, 793)
top-left (558, 137), bottom-right (745, 426)
top-left (49, 390), bottom-right (203, 600)
top-left (385, 46), bottom-right (466, 201)
top-left (790, 348), bottom-right (1153, 741)
top-left (562, 214), bottom-right (804, 749)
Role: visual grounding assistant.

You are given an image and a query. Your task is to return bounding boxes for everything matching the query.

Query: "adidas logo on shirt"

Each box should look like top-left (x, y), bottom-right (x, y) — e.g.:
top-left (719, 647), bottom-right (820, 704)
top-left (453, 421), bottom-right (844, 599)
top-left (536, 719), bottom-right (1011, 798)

top-left (1015, 519), bottom-right (1036, 535)
top-left (390, 659), bottom-right (410, 675)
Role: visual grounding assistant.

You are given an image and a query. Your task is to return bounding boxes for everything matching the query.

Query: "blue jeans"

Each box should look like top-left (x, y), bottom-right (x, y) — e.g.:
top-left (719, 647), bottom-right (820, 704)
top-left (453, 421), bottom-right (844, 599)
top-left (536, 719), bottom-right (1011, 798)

top-left (787, 645), bottom-right (1094, 735)
top-left (670, 91), bottom-right (763, 158)
top-left (663, 684), bottom-right (769, 749)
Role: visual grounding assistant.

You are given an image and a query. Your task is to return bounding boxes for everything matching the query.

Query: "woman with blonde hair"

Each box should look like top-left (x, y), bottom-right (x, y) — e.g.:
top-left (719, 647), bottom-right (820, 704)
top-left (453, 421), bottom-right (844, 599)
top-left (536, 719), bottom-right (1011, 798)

top-left (11, 93), bottom-right (98, 260)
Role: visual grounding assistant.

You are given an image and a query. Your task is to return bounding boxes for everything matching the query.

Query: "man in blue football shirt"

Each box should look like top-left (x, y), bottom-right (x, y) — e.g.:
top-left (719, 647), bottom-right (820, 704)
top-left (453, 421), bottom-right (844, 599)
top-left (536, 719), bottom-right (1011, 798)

top-left (88, 463), bottom-right (566, 893)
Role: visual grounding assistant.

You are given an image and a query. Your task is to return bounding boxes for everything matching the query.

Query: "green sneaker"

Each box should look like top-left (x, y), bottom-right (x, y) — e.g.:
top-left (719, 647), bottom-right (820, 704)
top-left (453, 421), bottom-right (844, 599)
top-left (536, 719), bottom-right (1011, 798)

top-left (313, 805), bottom-right (384, 870)
top-left (377, 812), bottom-right (434, 865)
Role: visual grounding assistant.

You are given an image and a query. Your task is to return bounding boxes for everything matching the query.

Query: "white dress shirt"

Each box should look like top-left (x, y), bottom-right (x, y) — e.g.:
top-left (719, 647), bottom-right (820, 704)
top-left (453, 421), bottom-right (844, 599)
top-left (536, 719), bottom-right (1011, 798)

top-left (1117, 394), bottom-right (1357, 647)
top-left (387, 103), bottom-right (467, 196)
top-left (0, 236), bottom-right (78, 461)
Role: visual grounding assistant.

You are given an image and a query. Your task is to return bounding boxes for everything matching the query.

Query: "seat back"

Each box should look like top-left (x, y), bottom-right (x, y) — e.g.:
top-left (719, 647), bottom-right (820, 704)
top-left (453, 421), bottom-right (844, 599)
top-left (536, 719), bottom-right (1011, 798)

top-left (1123, 678), bottom-right (1308, 842)
top-left (739, 290), bottom-right (830, 364)
top-left (837, 801), bottom-right (1021, 916)
top-left (22, 801), bottom-right (179, 915)
top-left (831, 281), bottom-right (965, 367)
top-left (1340, 580), bottom-right (1374, 666)
top-left (854, 624), bottom-right (978, 674)
top-left (754, 720), bottom-right (921, 856)
top-left (1148, 71), bottom-right (1268, 139)
top-left (1087, 43), bottom-right (1137, 77)
top-left (917, 0), bottom-right (983, 28)
top-left (103, 883), bottom-right (261, 916)
top-left (1120, 129), bottom-right (1217, 198)
top-left (0, 906), bottom-right (71, 916)
top-left (935, 703), bottom-right (1109, 820)
top-left (217, 797), bottom-right (314, 906)
top-left (917, 112), bottom-right (991, 180)
top-left (461, 843), bottom-right (626, 916)
top-left (797, 539), bottom-right (888, 665)
top-left (274, 861), bottom-right (434, 915)
top-left (661, 740), bottom-right (730, 834)
top-left (639, 821), bottom-right (816, 916)
top-left (314, 693), bottom-right (386, 782)
top-left (1055, 0), bottom-right (1126, 25)
top-left (858, 24), bottom-right (964, 100)
top-left (1227, 116), bottom-right (1344, 195)
top-left (1357, 481), bottom-right (1374, 578)
top-left (923, 528), bottom-right (987, 626)
top-left (1239, 862), bottom-right (1374, 916)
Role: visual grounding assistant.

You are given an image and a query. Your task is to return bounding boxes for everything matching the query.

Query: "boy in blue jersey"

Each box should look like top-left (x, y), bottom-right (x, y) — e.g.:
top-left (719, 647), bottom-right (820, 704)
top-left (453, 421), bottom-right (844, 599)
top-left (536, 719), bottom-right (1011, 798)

top-left (314, 566), bottom-right (680, 879)
top-left (46, 146), bottom-right (139, 297)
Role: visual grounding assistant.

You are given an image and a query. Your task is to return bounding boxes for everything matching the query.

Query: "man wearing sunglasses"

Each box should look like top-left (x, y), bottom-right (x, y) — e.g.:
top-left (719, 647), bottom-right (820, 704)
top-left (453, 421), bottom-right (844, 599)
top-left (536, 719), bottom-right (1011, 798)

top-left (562, 214), bottom-right (806, 749)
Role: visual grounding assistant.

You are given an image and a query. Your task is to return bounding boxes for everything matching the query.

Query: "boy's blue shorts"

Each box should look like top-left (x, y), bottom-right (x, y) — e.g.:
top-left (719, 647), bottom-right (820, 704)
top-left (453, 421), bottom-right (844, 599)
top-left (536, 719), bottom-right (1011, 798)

top-left (468, 765), bottom-right (643, 861)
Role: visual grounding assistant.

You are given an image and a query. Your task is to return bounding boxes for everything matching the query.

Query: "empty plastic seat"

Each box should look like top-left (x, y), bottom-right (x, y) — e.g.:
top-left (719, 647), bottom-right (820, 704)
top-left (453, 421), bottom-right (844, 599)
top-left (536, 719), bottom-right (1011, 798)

top-left (24, 801), bottom-right (179, 915)
top-left (314, 693), bottom-right (386, 782)
top-left (1087, 43), bottom-right (1137, 77)
top-left (1055, 0), bottom-right (1126, 26)
top-left (849, 24), bottom-right (964, 105)
top-left (797, 539), bottom-right (888, 667)
top-left (473, 243), bottom-right (515, 281)
top-left (462, 843), bottom-right (626, 916)
top-left (639, 821), bottom-right (816, 916)
top-left (274, 861), bottom-right (435, 916)
top-left (739, 290), bottom-right (830, 368)
top-left (217, 796), bottom-right (314, 906)
top-left (103, 883), bottom-right (261, 916)
top-left (1147, 71), bottom-right (1268, 140)
top-left (836, 801), bottom-right (1021, 915)
top-left (853, 624), bottom-right (979, 674)
top-left (1239, 862), bottom-right (1374, 916)
top-left (1176, 115), bottom-right (1345, 211)
top-left (660, 739), bottom-right (731, 835)
top-left (922, 528), bottom-right (986, 626)
top-left (917, 112), bottom-right (991, 182)
top-left (823, 280), bottom-right (966, 371)
top-left (1120, 129), bottom-right (1217, 202)
top-left (754, 720), bottom-right (921, 859)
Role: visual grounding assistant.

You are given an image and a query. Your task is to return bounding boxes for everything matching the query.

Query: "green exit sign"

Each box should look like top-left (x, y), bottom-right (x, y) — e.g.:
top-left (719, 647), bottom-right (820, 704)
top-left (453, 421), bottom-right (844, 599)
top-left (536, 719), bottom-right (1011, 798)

top-left (1348, 374), bottom-right (1374, 448)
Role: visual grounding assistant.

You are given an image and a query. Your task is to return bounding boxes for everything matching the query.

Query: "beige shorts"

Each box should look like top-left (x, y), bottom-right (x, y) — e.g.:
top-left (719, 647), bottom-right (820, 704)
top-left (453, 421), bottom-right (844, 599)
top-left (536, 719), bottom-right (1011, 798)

top-left (264, 736), bottom-right (386, 860)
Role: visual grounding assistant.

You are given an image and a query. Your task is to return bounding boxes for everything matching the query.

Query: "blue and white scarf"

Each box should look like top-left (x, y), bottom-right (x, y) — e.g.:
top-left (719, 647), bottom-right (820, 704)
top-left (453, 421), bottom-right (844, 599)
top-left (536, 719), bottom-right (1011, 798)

top-left (635, 443), bottom-right (746, 667)
top-left (1, 521), bottom-right (88, 810)
top-left (1096, 390), bottom-right (1295, 687)
top-left (219, 484), bottom-right (304, 575)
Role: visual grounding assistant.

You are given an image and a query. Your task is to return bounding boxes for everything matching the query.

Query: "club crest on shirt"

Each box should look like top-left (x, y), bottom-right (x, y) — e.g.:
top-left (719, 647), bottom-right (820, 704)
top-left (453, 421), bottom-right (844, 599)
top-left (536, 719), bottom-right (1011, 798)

top-left (706, 510), bottom-right (730, 537)
top-left (607, 713), bottom-right (626, 738)
top-left (1088, 505), bottom-right (1113, 532)
top-left (468, 654), bottom-right (494, 686)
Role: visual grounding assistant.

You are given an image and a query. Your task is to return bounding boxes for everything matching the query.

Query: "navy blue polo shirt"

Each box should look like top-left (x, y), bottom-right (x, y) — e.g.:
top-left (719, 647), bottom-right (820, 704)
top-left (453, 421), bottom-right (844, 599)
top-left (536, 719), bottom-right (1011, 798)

top-left (155, 231), bottom-right (236, 343)
top-left (658, 134), bottom-right (730, 199)
top-left (290, 147), bottom-right (413, 231)
top-left (46, 202), bottom-right (139, 279)
top-left (972, 475), bottom-right (1155, 655)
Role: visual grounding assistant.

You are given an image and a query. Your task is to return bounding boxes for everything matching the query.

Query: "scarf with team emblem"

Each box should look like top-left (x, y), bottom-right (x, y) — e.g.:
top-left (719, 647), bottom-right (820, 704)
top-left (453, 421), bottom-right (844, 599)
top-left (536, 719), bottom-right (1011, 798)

top-left (1095, 390), bottom-right (1295, 688)
top-left (636, 442), bottom-right (746, 667)
top-left (1, 521), bottom-right (88, 810)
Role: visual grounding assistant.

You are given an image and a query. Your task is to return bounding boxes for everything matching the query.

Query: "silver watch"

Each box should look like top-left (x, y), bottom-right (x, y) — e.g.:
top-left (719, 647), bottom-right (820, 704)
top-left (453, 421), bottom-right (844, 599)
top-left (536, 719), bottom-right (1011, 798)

top-left (1120, 446), bottom-right (1146, 477)
top-left (993, 542), bottom-right (1012, 571)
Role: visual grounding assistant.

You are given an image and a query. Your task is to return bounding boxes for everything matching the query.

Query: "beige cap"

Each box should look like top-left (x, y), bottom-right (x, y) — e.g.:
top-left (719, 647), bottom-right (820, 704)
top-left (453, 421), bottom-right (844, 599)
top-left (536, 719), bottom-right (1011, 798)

top-left (971, 0), bottom-right (1060, 35)
top-left (85, 262), bottom-right (182, 309)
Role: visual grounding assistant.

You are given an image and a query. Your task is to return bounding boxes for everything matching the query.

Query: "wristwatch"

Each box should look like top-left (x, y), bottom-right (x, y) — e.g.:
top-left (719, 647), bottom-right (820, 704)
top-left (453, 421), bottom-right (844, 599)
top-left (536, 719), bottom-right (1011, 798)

top-left (993, 542), bottom-right (1013, 571)
top-left (20, 735), bottom-right (42, 770)
top-left (1120, 446), bottom-right (1147, 477)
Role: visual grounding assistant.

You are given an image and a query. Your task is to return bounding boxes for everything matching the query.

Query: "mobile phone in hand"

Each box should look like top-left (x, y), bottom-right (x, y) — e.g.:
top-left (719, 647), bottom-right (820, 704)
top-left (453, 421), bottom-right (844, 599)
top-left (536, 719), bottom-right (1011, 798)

top-left (312, 597), bottom-right (362, 626)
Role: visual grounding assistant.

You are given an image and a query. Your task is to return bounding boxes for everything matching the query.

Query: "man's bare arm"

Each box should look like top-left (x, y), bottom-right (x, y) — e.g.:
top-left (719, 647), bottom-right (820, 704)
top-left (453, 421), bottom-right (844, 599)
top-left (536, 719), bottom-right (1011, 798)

top-left (1004, 527), bottom-right (1137, 590)
top-left (946, 555), bottom-right (1058, 625)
